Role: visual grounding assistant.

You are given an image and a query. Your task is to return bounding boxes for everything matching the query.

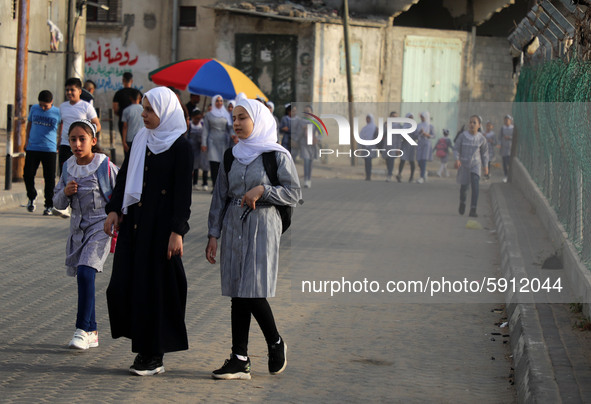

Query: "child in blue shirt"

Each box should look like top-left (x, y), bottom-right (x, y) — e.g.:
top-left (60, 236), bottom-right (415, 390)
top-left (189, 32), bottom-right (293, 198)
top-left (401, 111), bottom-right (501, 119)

top-left (24, 90), bottom-right (61, 215)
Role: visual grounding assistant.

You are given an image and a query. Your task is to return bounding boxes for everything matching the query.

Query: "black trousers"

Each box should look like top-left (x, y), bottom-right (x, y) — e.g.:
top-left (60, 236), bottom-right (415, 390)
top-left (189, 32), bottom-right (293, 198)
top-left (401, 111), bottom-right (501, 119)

top-left (58, 145), bottom-right (73, 176)
top-left (210, 161), bottom-right (221, 188)
top-left (398, 160), bottom-right (415, 180)
top-left (231, 298), bottom-right (280, 357)
top-left (23, 151), bottom-right (56, 208)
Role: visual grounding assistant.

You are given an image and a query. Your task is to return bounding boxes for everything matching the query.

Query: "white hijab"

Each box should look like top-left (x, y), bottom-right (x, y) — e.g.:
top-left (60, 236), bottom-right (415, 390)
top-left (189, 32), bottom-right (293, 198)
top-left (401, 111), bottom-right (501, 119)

top-left (232, 99), bottom-right (290, 165)
top-left (417, 111), bottom-right (431, 133)
top-left (209, 94), bottom-right (232, 125)
top-left (122, 86), bottom-right (186, 214)
top-left (359, 114), bottom-right (377, 141)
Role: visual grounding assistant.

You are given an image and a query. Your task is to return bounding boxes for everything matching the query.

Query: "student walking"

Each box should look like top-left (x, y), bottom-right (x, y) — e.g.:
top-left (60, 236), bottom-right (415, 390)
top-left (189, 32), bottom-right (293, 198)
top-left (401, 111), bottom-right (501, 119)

top-left (434, 129), bottom-right (453, 177)
top-left (188, 108), bottom-right (210, 191)
top-left (53, 119), bottom-right (118, 350)
top-left (298, 105), bottom-right (320, 188)
top-left (359, 114), bottom-right (378, 181)
top-left (384, 111), bottom-right (402, 182)
top-left (104, 87), bottom-right (193, 376)
top-left (396, 113), bottom-right (418, 183)
top-left (416, 111), bottom-right (434, 183)
top-left (484, 121), bottom-right (496, 180)
top-left (121, 89), bottom-right (143, 160)
top-left (499, 115), bottom-right (513, 183)
top-left (23, 90), bottom-right (61, 215)
top-left (206, 98), bottom-right (301, 380)
top-left (454, 115), bottom-right (489, 217)
top-left (58, 78), bottom-right (101, 174)
top-left (202, 94), bottom-right (233, 188)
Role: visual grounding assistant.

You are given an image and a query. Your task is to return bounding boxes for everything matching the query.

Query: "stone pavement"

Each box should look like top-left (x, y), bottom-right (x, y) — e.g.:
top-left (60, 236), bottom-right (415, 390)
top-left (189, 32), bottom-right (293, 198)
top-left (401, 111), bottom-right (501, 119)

top-left (0, 157), bottom-right (520, 403)
top-left (0, 155), bottom-right (589, 403)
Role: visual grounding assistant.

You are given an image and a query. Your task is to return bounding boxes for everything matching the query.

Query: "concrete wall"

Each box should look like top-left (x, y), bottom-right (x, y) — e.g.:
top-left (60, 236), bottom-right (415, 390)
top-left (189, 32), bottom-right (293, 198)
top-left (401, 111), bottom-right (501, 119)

top-left (313, 22), bottom-right (385, 103)
top-left (383, 27), bottom-right (472, 103)
top-left (214, 12), bottom-right (316, 103)
top-left (0, 0), bottom-right (69, 129)
top-left (472, 36), bottom-right (516, 102)
top-left (85, 1), bottom-right (173, 114)
top-left (382, 26), bottom-right (515, 103)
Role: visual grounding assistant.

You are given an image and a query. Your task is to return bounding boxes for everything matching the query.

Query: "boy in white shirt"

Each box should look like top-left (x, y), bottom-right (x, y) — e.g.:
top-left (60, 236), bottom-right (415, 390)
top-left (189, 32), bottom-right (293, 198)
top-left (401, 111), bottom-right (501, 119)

top-left (58, 77), bottom-right (101, 175)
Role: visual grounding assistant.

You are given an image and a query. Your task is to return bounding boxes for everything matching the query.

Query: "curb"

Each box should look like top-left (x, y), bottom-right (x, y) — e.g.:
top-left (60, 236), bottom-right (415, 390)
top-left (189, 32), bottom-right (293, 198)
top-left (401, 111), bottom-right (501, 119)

top-left (490, 183), bottom-right (560, 404)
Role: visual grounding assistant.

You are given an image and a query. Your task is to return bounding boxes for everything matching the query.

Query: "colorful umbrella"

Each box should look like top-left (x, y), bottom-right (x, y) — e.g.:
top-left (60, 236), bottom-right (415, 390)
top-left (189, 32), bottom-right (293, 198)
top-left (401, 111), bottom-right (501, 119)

top-left (148, 58), bottom-right (267, 101)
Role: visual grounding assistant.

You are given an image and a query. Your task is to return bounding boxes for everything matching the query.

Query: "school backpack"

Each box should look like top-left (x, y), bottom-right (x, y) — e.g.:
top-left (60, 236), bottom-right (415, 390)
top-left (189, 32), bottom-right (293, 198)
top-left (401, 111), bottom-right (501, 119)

top-left (224, 148), bottom-right (293, 234)
top-left (435, 138), bottom-right (448, 158)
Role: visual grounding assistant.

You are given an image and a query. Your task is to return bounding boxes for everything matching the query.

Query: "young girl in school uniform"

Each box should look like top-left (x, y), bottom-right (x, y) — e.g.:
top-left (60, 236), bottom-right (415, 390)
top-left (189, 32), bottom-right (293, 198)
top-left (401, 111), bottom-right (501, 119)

top-left (454, 115), bottom-right (489, 217)
top-left (53, 119), bottom-right (118, 350)
top-left (206, 98), bottom-right (301, 380)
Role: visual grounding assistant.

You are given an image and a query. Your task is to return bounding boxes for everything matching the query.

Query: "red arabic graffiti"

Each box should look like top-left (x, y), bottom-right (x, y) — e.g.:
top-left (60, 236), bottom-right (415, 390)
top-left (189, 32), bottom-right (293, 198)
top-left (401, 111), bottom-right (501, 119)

top-left (85, 40), bottom-right (138, 66)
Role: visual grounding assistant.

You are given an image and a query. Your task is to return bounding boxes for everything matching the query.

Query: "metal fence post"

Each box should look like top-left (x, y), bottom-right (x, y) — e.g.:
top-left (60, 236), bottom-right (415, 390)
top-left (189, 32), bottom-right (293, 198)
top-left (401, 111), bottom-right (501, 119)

top-left (5, 104), bottom-right (13, 190)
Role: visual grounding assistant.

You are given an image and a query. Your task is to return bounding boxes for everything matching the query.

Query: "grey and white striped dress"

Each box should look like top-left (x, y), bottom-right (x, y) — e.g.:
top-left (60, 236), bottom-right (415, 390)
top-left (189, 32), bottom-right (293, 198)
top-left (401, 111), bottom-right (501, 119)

top-left (453, 131), bottom-right (489, 185)
top-left (208, 152), bottom-right (301, 297)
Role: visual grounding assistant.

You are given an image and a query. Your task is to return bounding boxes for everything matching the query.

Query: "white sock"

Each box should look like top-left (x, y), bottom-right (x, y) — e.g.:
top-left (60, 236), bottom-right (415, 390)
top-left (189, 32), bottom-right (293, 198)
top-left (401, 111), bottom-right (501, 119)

top-left (235, 354), bottom-right (248, 361)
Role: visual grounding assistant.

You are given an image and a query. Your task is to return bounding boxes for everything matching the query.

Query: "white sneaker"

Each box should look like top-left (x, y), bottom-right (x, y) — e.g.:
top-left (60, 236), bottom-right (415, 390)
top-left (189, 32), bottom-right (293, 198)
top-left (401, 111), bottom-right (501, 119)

top-left (69, 329), bottom-right (90, 350)
top-left (202, 185), bottom-right (209, 192)
top-left (88, 331), bottom-right (99, 348)
top-left (304, 180), bottom-right (311, 188)
top-left (417, 177), bottom-right (424, 184)
top-left (502, 177), bottom-right (508, 183)
top-left (52, 207), bottom-right (70, 218)
top-left (193, 184), bottom-right (201, 191)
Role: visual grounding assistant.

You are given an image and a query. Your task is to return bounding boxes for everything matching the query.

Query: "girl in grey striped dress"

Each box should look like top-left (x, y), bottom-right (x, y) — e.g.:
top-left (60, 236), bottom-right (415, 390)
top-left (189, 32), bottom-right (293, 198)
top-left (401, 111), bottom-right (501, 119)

top-left (454, 115), bottom-right (489, 217)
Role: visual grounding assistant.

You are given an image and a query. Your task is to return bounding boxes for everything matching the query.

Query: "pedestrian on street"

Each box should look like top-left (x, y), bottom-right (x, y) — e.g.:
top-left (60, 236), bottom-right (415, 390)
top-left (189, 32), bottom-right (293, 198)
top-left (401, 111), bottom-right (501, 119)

top-left (384, 111), bottom-right (402, 182)
top-left (484, 121), bottom-right (497, 180)
top-left (454, 115), bottom-right (489, 217)
top-left (359, 114), bottom-right (379, 181)
top-left (499, 115), bottom-right (514, 183)
top-left (23, 90), bottom-right (61, 215)
top-left (433, 129), bottom-right (453, 177)
top-left (103, 87), bottom-right (193, 376)
top-left (279, 104), bottom-right (296, 153)
top-left (121, 89), bottom-right (143, 160)
top-left (396, 113), bottom-right (418, 183)
top-left (53, 119), bottom-right (118, 351)
top-left (206, 98), bottom-right (301, 380)
top-left (188, 108), bottom-right (209, 191)
top-left (112, 72), bottom-right (138, 143)
top-left (416, 111), bottom-right (434, 183)
top-left (298, 105), bottom-right (320, 188)
top-left (201, 94), bottom-right (233, 189)
top-left (58, 78), bottom-right (102, 175)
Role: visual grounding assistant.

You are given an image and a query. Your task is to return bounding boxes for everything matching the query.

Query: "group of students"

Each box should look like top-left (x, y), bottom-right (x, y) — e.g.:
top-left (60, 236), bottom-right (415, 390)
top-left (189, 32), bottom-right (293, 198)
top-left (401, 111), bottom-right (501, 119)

top-left (358, 111), bottom-right (514, 218)
top-left (27, 85), bottom-right (300, 379)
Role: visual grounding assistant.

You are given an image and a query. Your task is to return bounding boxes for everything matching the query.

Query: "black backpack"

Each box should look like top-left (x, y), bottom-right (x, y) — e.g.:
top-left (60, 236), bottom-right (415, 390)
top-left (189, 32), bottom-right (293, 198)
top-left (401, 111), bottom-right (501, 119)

top-left (224, 148), bottom-right (293, 234)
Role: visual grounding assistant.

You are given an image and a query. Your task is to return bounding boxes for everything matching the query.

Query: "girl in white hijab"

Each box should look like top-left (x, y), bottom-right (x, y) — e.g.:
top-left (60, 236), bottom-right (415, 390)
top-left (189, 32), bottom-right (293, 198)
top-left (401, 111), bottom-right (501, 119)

top-left (202, 95), bottom-right (233, 187)
top-left (206, 98), bottom-right (301, 380)
top-left (103, 86), bottom-right (193, 376)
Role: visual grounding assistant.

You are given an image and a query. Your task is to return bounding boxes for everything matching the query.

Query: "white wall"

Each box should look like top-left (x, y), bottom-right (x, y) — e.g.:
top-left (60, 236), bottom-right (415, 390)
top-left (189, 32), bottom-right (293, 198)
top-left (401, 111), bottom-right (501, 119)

top-left (0, 0), bottom-right (69, 129)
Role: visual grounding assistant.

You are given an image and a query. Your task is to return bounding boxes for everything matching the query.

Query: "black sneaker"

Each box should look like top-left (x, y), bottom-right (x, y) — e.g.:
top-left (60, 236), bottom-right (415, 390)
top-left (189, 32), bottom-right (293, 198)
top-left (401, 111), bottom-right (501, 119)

top-left (212, 354), bottom-right (251, 380)
top-left (395, 174), bottom-right (401, 183)
top-left (43, 207), bottom-right (53, 216)
top-left (469, 208), bottom-right (478, 217)
top-left (459, 202), bottom-right (466, 215)
top-left (268, 338), bottom-right (287, 375)
top-left (26, 199), bottom-right (36, 212)
top-left (129, 353), bottom-right (165, 376)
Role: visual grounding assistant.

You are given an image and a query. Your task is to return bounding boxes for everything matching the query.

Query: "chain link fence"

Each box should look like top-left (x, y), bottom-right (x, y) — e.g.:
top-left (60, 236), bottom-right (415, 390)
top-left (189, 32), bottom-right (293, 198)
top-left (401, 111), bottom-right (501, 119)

top-left (513, 56), bottom-right (591, 270)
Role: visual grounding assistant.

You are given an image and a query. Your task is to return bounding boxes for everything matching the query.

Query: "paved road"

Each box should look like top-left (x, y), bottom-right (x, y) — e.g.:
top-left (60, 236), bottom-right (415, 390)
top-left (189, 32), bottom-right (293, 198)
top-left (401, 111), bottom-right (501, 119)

top-left (0, 174), bottom-right (516, 403)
